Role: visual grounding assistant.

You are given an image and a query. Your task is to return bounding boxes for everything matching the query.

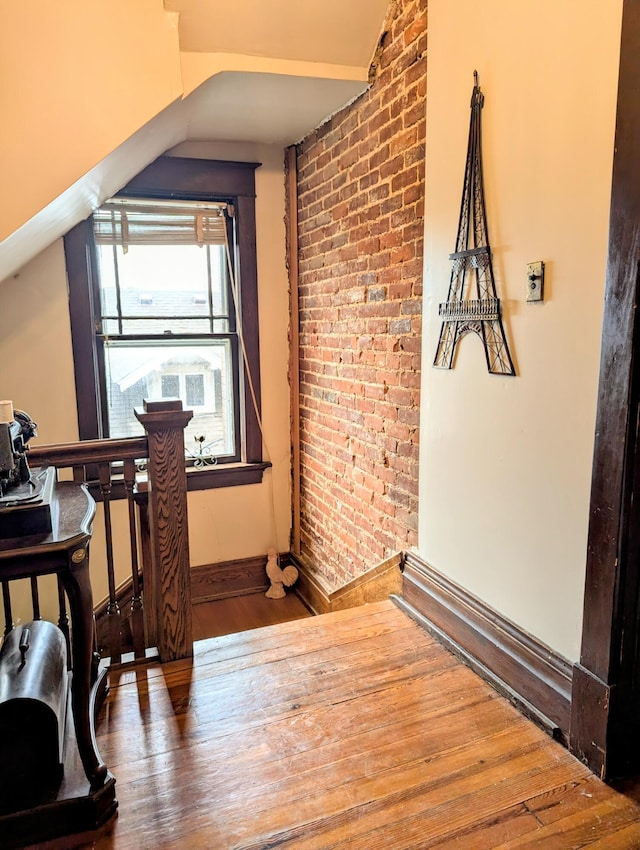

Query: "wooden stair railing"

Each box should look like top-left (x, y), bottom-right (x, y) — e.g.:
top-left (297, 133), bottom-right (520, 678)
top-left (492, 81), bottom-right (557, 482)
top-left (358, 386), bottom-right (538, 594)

top-left (21, 400), bottom-right (194, 666)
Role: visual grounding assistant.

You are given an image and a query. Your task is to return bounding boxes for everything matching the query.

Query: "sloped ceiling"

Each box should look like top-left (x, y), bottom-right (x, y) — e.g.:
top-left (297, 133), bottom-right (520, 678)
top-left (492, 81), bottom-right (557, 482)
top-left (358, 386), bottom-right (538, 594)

top-left (181, 72), bottom-right (368, 144)
top-left (1, 0), bottom-right (390, 283)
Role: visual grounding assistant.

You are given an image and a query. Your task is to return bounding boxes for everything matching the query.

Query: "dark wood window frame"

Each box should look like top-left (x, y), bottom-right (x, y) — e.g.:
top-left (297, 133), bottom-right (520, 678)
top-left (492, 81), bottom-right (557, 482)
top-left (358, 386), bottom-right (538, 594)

top-left (64, 156), bottom-right (268, 490)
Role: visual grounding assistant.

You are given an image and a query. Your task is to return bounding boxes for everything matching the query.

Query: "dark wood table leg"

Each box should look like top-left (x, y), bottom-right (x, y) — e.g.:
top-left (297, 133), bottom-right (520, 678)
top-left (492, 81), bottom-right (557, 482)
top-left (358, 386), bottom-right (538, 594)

top-left (60, 545), bottom-right (107, 789)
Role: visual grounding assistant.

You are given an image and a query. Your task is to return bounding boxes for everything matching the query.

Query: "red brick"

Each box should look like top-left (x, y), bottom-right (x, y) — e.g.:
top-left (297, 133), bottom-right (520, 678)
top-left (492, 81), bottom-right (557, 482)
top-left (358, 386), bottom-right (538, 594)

top-left (404, 10), bottom-right (427, 46)
top-left (380, 154), bottom-right (406, 180)
top-left (380, 116), bottom-right (404, 145)
top-left (390, 243), bottom-right (416, 264)
top-left (404, 100), bottom-right (426, 130)
top-left (359, 170), bottom-right (381, 192)
top-left (389, 127), bottom-right (418, 157)
top-left (391, 166), bottom-right (419, 193)
top-left (295, 0), bottom-right (425, 585)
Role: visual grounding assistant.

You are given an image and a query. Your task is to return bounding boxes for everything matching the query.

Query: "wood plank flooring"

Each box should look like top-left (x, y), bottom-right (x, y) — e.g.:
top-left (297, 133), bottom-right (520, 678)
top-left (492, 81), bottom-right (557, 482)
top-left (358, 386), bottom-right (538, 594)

top-left (28, 601), bottom-right (640, 849)
top-left (192, 590), bottom-right (312, 640)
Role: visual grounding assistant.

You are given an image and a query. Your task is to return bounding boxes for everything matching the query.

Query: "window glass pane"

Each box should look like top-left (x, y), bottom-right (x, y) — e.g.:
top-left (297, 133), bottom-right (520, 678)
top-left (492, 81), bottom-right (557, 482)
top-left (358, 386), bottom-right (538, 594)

top-left (185, 374), bottom-right (205, 407)
top-left (96, 243), bottom-right (229, 332)
top-left (212, 318), bottom-right (231, 334)
top-left (104, 340), bottom-right (236, 457)
top-left (211, 245), bottom-right (229, 317)
top-left (161, 374), bottom-right (179, 398)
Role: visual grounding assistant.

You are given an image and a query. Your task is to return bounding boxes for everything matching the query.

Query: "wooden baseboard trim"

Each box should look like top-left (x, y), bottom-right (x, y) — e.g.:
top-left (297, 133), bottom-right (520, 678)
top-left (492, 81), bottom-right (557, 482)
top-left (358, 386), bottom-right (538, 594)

top-left (191, 555), bottom-right (274, 603)
top-left (291, 552), bottom-right (403, 616)
top-left (400, 551), bottom-right (573, 744)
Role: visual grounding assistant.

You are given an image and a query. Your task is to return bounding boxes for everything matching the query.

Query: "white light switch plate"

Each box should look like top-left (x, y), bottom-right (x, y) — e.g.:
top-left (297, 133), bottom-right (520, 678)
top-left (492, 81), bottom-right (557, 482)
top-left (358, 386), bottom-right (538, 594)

top-left (526, 261), bottom-right (544, 302)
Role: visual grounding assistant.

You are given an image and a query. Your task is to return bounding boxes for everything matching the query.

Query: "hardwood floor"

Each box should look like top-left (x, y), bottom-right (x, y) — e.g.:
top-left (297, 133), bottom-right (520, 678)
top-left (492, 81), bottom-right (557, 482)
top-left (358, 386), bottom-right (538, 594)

top-left (27, 601), bottom-right (640, 849)
top-left (192, 590), bottom-right (313, 640)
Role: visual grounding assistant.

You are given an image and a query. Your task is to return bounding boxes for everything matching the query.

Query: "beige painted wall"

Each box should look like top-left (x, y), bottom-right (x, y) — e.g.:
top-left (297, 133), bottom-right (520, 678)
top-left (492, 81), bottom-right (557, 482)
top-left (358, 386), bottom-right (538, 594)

top-left (0, 142), bottom-right (291, 618)
top-left (419, 0), bottom-right (623, 661)
top-left (0, 241), bottom-right (78, 441)
top-left (0, 0), bottom-right (182, 242)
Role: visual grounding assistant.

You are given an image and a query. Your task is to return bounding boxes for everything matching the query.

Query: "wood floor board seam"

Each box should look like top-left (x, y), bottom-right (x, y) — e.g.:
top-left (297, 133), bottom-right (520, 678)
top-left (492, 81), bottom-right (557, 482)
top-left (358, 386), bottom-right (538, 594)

top-left (131, 638), bottom-right (453, 688)
top-left (489, 795), bottom-right (640, 849)
top-left (221, 747), bottom-right (576, 850)
top-left (97, 669), bottom-right (515, 760)
top-left (101, 657), bottom-right (463, 733)
top-left (409, 803), bottom-right (538, 850)
top-left (98, 688), bottom-right (503, 776)
top-left (107, 732), bottom-right (556, 834)
top-left (190, 625), bottom-right (423, 673)
top-left (105, 700), bottom-right (536, 800)
top-left (297, 761), bottom-right (591, 850)
top-left (131, 622), bottom-right (424, 684)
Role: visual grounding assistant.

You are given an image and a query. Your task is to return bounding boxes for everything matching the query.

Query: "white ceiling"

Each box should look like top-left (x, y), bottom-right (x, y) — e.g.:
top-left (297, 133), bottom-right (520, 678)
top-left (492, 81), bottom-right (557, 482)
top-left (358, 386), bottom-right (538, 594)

top-left (165, 0), bottom-right (390, 65)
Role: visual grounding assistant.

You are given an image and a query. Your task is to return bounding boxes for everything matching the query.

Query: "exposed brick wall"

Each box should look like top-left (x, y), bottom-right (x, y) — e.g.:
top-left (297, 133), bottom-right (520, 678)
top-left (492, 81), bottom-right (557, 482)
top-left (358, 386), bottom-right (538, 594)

top-left (294, 0), bottom-right (426, 589)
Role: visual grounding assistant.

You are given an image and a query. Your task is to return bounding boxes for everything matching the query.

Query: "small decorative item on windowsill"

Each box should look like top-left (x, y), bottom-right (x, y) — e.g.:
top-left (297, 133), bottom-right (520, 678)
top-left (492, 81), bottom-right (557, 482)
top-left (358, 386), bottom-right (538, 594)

top-left (188, 434), bottom-right (219, 469)
top-left (265, 548), bottom-right (299, 599)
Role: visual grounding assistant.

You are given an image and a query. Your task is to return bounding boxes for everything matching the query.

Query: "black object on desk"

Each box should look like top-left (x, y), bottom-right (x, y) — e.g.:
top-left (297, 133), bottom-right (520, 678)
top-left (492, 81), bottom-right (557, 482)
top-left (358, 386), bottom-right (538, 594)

top-left (0, 620), bottom-right (68, 810)
top-left (0, 478), bottom-right (117, 847)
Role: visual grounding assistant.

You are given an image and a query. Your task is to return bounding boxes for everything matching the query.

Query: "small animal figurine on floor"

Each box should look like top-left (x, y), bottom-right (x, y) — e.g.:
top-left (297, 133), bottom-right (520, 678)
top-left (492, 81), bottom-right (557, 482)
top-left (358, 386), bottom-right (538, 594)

top-left (265, 548), bottom-right (299, 599)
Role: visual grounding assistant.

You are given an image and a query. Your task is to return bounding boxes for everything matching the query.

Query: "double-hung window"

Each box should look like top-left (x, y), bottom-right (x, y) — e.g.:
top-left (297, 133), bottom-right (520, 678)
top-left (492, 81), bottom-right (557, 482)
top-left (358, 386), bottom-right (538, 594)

top-left (93, 197), bottom-right (237, 458)
top-left (65, 157), bottom-right (265, 488)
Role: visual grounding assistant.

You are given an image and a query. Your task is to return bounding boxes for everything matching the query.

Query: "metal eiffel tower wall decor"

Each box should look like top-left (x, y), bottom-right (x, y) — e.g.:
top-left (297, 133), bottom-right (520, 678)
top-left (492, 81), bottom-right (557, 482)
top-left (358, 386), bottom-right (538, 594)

top-left (433, 72), bottom-right (515, 376)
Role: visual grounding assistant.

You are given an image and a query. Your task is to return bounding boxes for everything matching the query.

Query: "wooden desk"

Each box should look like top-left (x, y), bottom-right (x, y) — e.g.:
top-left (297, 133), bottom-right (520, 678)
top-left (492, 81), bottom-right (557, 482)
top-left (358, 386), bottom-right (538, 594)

top-left (0, 481), bottom-right (116, 846)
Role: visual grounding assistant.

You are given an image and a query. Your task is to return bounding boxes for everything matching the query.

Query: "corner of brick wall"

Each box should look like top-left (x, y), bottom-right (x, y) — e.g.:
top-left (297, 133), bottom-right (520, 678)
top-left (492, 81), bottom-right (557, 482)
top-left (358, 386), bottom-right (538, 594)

top-left (294, 0), bottom-right (427, 589)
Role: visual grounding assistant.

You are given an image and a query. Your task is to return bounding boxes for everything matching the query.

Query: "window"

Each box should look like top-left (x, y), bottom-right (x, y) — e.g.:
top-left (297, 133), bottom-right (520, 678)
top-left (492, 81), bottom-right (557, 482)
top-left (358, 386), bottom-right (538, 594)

top-left (161, 375), bottom-right (180, 398)
top-left (65, 157), bottom-right (266, 488)
top-left (185, 374), bottom-right (205, 408)
top-left (92, 197), bottom-right (237, 456)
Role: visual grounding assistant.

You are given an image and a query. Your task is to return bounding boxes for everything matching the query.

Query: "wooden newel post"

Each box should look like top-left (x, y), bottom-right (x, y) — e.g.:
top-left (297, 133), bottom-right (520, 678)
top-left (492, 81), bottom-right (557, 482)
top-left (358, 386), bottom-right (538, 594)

top-left (135, 399), bottom-right (193, 661)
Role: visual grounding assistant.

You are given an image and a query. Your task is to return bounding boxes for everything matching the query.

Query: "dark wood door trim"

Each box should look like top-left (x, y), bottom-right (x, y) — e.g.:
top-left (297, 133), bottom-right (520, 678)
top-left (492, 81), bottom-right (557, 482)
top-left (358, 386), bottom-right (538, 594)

top-left (570, 0), bottom-right (640, 780)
